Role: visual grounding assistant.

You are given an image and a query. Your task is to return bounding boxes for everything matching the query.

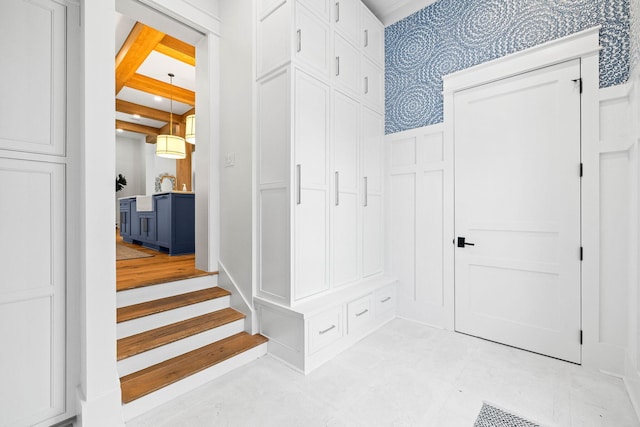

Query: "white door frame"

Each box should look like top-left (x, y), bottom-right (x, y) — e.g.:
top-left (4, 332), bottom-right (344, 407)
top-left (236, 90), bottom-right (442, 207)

top-left (116, 0), bottom-right (222, 272)
top-left (442, 26), bottom-right (601, 366)
top-left (78, 0), bottom-right (221, 424)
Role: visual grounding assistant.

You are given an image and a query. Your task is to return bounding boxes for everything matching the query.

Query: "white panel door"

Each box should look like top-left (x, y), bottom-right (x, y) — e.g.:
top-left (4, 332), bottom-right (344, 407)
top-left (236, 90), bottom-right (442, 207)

top-left (0, 0), bottom-right (66, 156)
top-left (333, 91), bottom-right (360, 286)
top-left (294, 70), bottom-right (330, 299)
top-left (362, 107), bottom-right (384, 276)
top-left (454, 59), bottom-right (582, 363)
top-left (0, 159), bottom-right (66, 426)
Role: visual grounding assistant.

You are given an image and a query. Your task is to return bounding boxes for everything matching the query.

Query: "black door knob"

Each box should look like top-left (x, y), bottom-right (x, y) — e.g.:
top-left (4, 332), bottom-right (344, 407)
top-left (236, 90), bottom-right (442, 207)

top-left (457, 236), bottom-right (475, 248)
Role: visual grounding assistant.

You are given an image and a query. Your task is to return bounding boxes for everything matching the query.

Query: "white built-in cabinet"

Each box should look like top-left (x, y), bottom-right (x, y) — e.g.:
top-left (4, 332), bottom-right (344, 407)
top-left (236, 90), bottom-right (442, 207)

top-left (0, 0), bottom-right (76, 425)
top-left (255, 0), bottom-right (395, 373)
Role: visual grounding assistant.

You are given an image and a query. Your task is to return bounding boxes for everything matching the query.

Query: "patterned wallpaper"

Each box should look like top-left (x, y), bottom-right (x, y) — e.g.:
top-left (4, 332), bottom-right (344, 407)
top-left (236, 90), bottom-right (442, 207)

top-left (385, 0), bottom-right (630, 134)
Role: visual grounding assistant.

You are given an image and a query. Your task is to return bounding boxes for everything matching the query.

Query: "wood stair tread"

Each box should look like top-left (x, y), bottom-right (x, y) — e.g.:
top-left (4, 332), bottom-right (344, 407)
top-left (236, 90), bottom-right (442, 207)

top-left (120, 332), bottom-right (268, 403)
top-left (117, 308), bottom-right (245, 360)
top-left (117, 287), bottom-right (230, 323)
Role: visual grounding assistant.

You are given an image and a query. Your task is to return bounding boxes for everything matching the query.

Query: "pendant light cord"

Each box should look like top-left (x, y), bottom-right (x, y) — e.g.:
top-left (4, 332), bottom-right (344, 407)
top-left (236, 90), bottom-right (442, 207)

top-left (168, 73), bottom-right (174, 136)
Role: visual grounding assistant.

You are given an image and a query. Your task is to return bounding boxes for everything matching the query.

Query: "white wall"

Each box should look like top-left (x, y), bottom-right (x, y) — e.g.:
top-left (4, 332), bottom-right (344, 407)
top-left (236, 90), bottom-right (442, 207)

top-left (218, 0), bottom-right (255, 329)
top-left (144, 143), bottom-right (176, 195)
top-left (386, 124), bottom-right (447, 328)
top-left (115, 135), bottom-right (146, 224)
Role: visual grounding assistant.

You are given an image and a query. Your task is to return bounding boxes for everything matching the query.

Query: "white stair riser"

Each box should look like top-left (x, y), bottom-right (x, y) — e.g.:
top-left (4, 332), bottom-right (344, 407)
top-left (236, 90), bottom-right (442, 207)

top-left (117, 276), bottom-right (218, 308)
top-left (117, 296), bottom-right (230, 339)
top-left (122, 343), bottom-right (268, 422)
top-left (118, 319), bottom-right (245, 377)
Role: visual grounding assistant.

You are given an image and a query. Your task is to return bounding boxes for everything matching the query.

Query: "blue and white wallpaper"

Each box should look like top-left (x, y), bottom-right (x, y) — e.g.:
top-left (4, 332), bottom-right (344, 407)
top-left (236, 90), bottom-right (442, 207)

top-left (385, 0), bottom-right (630, 134)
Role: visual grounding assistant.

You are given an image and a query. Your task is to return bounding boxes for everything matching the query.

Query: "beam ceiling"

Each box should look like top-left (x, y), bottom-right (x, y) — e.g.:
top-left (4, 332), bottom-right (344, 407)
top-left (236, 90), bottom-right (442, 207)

top-left (115, 21), bottom-right (196, 139)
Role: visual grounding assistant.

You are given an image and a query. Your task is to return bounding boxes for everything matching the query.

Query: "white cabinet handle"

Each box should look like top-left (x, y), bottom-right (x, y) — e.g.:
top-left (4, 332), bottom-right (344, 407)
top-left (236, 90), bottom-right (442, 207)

top-left (364, 76), bottom-right (369, 94)
top-left (336, 2), bottom-right (340, 22)
top-left (335, 171), bottom-right (340, 206)
top-left (363, 176), bottom-right (368, 207)
top-left (364, 29), bottom-right (369, 47)
top-left (381, 297), bottom-right (391, 303)
top-left (336, 56), bottom-right (340, 76)
top-left (297, 29), bottom-right (301, 52)
top-left (356, 309), bottom-right (369, 317)
top-left (319, 324), bottom-right (336, 335)
top-left (296, 164), bottom-right (301, 205)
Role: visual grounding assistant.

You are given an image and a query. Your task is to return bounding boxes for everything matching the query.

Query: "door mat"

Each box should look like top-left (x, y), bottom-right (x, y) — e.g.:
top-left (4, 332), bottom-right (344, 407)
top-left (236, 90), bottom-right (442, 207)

top-left (474, 402), bottom-right (541, 427)
top-left (116, 244), bottom-right (154, 261)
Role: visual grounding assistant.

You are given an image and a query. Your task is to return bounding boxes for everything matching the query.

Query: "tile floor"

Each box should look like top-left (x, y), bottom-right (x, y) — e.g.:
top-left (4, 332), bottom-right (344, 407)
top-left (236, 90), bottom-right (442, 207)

top-left (127, 319), bottom-right (639, 426)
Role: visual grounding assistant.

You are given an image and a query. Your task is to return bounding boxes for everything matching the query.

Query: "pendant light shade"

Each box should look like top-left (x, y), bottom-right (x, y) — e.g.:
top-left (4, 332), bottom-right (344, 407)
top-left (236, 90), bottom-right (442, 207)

top-left (185, 114), bottom-right (196, 144)
top-left (156, 73), bottom-right (187, 159)
top-left (156, 134), bottom-right (187, 159)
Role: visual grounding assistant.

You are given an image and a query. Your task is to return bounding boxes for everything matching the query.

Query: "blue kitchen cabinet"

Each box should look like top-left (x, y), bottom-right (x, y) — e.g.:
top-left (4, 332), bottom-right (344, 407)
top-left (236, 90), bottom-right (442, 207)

top-left (118, 193), bottom-right (194, 255)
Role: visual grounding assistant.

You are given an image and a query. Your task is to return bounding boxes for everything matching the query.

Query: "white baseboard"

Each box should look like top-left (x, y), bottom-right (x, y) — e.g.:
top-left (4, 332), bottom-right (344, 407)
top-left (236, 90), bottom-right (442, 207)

top-left (76, 386), bottom-right (124, 427)
top-left (624, 351), bottom-right (640, 422)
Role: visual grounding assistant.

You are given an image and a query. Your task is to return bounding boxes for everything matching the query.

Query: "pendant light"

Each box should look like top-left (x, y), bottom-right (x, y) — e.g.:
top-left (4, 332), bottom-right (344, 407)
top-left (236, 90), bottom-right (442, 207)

top-left (156, 73), bottom-right (186, 159)
top-left (185, 114), bottom-right (196, 144)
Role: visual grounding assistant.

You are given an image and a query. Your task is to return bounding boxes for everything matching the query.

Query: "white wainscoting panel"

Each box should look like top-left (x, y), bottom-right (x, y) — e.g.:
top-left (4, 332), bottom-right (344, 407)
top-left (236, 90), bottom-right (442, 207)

top-left (386, 124), bottom-right (446, 327)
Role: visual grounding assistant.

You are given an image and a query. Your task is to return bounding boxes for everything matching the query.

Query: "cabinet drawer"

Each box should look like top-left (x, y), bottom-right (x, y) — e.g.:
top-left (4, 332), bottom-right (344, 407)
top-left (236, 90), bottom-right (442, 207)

top-left (375, 285), bottom-right (396, 316)
top-left (347, 294), bottom-right (373, 333)
top-left (308, 306), bottom-right (343, 354)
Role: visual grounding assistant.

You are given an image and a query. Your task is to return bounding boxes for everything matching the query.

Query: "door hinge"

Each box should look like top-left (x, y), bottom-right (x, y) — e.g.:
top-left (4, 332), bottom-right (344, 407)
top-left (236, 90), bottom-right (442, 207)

top-left (572, 78), bottom-right (583, 93)
top-left (580, 163), bottom-right (583, 177)
top-left (580, 330), bottom-right (583, 345)
top-left (580, 247), bottom-right (583, 261)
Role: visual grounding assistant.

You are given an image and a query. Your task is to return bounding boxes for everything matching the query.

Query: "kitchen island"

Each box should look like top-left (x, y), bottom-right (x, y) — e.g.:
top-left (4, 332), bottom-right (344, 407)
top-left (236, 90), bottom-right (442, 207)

top-left (119, 191), bottom-right (195, 255)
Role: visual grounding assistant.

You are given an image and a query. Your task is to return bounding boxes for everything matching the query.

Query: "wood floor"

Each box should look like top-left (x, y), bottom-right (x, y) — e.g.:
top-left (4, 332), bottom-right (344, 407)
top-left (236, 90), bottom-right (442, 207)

top-left (116, 232), bottom-right (216, 292)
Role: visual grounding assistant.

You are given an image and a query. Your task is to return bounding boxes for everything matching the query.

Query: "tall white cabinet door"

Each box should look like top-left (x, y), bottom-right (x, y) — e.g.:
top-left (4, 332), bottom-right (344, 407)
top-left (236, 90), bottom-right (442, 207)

top-left (0, 159), bottom-right (66, 426)
top-left (334, 0), bottom-right (360, 43)
top-left (295, 3), bottom-right (331, 76)
top-left (333, 92), bottom-right (360, 286)
top-left (361, 6), bottom-right (384, 65)
top-left (294, 70), bottom-right (330, 299)
top-left (362, 107), bottom-right (384, 276)
top-left (257, 68), bottom-right (292, 302)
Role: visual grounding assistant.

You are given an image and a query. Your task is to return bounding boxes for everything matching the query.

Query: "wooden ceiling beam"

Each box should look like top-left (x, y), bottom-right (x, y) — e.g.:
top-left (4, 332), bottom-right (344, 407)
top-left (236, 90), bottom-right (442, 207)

top-left (125, 73), bottom-right (195, 106)
top-left (115, 22), bottom-right (166, 94)
top-left (116, 119), bottom-right (161, 136)
top-left (116, 99), bottom-right (172, 123)
top-left (155, 35), bottom-right (196, 66)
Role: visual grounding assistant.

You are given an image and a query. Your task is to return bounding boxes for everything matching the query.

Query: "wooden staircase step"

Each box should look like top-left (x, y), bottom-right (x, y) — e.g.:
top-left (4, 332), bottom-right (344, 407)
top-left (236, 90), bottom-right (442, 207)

top-left (117, 287), bottom-right (230, 323)
top-left (117, 308), bottom-right (246, 360)
top-left (120, 332), bottom-right (268, 403)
